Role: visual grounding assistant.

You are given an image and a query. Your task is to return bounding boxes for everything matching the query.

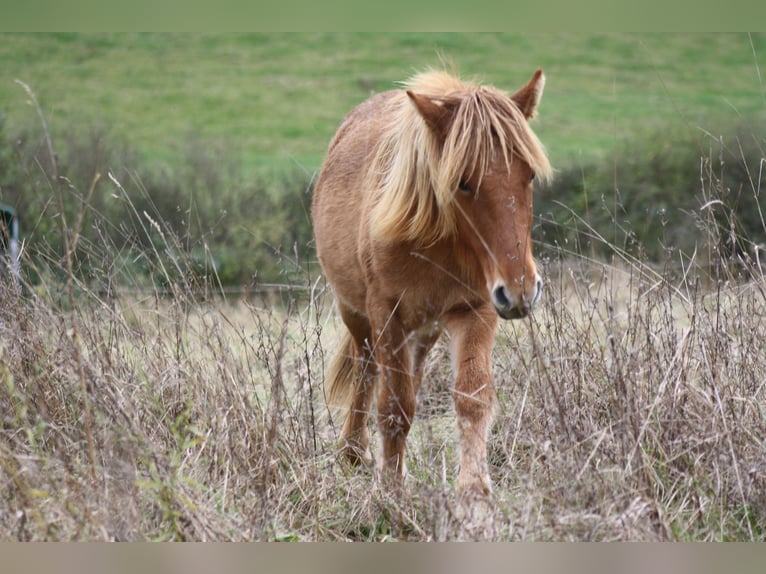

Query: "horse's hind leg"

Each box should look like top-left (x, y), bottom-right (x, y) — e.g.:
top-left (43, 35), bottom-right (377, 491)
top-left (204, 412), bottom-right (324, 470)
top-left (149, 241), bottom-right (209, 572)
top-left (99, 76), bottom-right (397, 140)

top-left (411, 327), bottom-right (441, 394)
top-left (338, 304), bottom-right (377, 467)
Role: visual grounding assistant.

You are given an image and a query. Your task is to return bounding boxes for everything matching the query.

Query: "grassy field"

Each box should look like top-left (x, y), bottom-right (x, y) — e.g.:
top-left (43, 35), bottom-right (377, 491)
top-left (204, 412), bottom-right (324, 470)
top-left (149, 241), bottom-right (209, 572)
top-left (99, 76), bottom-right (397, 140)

top-left (2, 33), bottom-right (764, 283)
top-left (1, 33), bottom-right (766, 541)
top-left (1, 33), bottom-right (764, 174)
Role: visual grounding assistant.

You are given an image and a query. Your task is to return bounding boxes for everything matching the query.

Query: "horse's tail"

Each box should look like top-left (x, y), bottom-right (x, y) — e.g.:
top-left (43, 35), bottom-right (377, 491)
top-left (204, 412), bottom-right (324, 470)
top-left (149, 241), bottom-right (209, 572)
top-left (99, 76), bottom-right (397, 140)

top-left (326, 330), bottom-right (357, 411)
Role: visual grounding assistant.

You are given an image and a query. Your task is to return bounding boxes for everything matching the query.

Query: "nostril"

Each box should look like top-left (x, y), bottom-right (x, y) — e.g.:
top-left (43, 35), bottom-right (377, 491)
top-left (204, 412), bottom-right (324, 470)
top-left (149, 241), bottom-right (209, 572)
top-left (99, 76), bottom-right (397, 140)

top-left (493, 285), bottom-right (513, 309)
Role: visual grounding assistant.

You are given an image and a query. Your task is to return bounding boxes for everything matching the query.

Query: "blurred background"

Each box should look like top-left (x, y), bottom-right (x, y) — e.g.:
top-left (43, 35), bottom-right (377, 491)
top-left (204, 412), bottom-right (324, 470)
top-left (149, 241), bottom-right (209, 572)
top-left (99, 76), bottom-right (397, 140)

top-left (1, 33), bottom-right (764, 290)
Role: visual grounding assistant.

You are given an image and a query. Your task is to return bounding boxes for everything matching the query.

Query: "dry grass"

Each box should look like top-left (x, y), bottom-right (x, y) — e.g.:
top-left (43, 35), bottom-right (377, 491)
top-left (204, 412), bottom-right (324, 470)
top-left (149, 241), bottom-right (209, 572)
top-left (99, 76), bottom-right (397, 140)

top-left (2, 235), bottom-right (766, 540)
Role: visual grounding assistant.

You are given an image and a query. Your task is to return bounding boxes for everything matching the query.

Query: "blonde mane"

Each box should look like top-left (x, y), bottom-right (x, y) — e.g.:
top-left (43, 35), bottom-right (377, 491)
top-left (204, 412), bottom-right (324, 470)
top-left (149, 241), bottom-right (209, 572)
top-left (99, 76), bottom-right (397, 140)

top-left (367, 70), bottom-right (552, 245)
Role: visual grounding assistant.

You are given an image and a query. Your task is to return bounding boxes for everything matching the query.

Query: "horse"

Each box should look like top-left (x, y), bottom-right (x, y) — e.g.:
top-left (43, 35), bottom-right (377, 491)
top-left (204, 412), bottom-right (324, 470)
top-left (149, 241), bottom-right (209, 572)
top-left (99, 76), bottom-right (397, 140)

top-left (311, 69), bottom-right (552, 496)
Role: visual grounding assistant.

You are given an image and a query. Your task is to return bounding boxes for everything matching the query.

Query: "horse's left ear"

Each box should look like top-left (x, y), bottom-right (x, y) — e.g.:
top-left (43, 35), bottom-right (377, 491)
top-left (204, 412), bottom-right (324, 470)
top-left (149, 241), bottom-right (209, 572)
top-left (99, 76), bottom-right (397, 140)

top-left (511, 69), bottom-right (545, 119)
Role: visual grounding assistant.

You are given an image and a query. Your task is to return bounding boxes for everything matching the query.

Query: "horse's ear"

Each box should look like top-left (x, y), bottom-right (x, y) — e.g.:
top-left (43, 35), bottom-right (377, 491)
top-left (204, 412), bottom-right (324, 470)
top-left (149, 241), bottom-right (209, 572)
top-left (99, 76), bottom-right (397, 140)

top-left (407, 90), bottom-right (453, 140)
top-left (511, 69), bottom-right (545, 119)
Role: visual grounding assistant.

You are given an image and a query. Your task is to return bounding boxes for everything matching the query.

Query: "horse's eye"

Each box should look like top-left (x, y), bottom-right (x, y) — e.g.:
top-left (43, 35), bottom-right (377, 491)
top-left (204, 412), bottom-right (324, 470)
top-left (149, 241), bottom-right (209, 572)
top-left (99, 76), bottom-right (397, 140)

top-left (458, 180), bottom-right (472, 194)
top-left (529, 173), bottom-right (536, 184)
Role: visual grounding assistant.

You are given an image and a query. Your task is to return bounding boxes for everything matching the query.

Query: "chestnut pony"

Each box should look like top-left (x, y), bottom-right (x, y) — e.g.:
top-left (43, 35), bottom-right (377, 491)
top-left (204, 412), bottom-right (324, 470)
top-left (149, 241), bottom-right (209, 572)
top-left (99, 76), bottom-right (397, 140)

top-left (312, 70), bottom-right (552, 495)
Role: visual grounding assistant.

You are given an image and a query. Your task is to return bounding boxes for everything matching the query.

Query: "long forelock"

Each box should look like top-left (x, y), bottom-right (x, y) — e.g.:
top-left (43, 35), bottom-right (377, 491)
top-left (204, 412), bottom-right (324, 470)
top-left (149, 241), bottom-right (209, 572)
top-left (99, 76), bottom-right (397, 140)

top-left (442, 84), bottom-right (553, 193)
top-left (368, 71), bottom-right (552, 245)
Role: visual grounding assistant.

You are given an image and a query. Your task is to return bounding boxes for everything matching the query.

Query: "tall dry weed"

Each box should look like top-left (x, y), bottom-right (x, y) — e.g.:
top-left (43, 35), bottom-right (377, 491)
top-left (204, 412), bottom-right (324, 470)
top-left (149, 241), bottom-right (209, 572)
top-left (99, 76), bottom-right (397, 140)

top-left (1, 84), bottom-right (765, 541)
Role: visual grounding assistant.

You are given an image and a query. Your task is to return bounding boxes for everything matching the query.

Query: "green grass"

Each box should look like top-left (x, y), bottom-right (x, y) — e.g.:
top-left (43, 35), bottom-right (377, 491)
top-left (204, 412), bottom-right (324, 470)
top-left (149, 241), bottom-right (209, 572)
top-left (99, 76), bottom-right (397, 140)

top-left (1, 33), bottom-right (764, 175)
top-left (2, 33), bottom-right (764, 285)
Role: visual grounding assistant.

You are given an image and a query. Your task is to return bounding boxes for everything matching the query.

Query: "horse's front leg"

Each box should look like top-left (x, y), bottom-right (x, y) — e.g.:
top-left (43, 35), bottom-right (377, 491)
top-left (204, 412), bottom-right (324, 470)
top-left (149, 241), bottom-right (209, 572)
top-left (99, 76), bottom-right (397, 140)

top-left (369, 307), bottom-right (414, 485)
top-left (445, 305), bottom-right (499, 496)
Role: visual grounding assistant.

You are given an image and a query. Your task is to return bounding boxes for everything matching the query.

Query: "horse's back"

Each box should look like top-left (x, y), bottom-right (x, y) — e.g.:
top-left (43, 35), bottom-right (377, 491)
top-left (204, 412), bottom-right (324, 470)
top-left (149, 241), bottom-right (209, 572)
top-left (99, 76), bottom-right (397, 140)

top-left (312, 90), bottom-right (400, 313)
top-left (314, 90), bottom-right (397, 206)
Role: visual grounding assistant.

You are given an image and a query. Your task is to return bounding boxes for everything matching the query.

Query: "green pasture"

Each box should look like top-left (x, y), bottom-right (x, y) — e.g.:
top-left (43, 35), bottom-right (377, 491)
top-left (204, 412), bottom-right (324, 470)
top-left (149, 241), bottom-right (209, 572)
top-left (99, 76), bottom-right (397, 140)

top-left (2, 33), bottom-right (764, 175)
top-left (1, 33), bottom-right (765, 286)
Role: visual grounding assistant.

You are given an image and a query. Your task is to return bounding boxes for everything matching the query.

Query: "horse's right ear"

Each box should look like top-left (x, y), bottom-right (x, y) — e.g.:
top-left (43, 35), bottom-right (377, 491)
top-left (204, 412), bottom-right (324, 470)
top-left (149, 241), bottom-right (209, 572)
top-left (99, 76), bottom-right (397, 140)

top-left (407, 91), bottom-right (453, 140)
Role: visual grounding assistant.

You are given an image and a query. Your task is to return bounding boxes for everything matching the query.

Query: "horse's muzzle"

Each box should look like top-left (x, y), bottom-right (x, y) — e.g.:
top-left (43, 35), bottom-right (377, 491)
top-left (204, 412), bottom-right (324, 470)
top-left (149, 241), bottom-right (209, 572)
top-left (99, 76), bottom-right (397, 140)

top-left (491, 277), bottom-right (542, 320)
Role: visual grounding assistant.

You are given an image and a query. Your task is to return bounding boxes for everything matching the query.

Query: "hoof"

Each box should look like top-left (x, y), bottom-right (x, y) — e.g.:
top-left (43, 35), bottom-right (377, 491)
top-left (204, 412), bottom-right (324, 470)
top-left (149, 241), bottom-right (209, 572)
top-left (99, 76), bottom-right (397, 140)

top-left (339, 440), bottom-right (373, 468)
top-left (457, 473), bottom-right (492, 499)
